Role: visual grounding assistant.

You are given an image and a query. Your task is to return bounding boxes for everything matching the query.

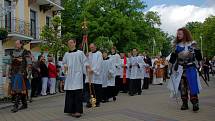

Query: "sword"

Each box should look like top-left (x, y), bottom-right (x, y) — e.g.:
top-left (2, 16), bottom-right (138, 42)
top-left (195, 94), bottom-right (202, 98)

top-left (197, 67), bottom-right (209, 87)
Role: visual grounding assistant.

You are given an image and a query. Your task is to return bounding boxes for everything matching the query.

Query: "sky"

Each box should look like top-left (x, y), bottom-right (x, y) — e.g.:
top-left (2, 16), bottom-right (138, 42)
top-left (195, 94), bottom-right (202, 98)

top-left (143, 0), bottom-right (215, 35)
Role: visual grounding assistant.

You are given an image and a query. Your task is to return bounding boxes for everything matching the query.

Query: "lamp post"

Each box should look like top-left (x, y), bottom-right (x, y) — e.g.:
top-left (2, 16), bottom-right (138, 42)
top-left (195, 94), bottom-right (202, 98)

top-left (153, 38), bottom-right (156, 56)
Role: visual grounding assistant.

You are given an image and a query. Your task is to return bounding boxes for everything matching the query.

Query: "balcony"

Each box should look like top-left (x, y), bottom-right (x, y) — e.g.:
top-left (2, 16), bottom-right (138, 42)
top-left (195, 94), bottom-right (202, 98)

top-left (0, 18), bottom-right (34, 40)
top-left (29, 0), bottom-right (64, 11)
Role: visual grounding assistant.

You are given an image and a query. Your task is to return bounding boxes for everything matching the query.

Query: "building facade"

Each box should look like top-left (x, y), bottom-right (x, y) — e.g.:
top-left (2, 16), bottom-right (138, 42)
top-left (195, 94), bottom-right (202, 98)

top-left (0, 0), bottom-right (64, 97)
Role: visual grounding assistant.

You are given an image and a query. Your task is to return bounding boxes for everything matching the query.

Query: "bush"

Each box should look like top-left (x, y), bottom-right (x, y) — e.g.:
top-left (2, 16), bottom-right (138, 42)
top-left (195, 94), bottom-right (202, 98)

top-left (0, 28), bottom-right (8, 40)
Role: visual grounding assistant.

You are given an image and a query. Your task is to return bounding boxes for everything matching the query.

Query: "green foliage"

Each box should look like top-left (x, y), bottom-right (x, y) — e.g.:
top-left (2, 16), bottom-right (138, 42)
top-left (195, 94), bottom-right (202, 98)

top-left (0, 28), bottom-right (8, 40)
top-left (95, 36), bottom-right (113, 52)
top-left (40, 15), bottom-right (68, 61)
top-left (185, 16), bottom-right (215, 58)
top-left (62, 0), bottom-right (171, 56)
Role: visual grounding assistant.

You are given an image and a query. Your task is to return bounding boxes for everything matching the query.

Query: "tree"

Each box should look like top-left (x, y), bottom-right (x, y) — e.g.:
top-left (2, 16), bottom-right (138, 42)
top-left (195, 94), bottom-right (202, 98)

top-left (62, 0), bottom-right (171, 56)
top-left (185, 16), bottom-right (215, 58)
top-left (202, 16), bottom-right (215, 58)
top-left (40, 16), bottom-right (67, 63)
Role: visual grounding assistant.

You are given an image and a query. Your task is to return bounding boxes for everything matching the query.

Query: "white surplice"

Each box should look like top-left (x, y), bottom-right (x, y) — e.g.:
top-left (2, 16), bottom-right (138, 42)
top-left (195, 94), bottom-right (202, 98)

top-left (109, 53), bottom-right (121, 76)
top-left (63, 50), bottom-right (88, 90)
top-left (85, 51), bottom-right (103, 84)
top-left (130, 56), bottom-right (144, 79)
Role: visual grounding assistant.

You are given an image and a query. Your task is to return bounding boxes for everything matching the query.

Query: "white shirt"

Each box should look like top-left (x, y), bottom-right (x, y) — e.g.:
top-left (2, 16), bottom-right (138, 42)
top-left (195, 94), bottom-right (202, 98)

top-left (101, 58), bottom-right (113, 87)
top-left (130, 56), bottom-right (144, 79)
top-left (63, 50), bottom-right (88, 90)
top-left (85, 50), bottom-right (103, 84)
top-left (109, 53), bottom-right (121, 76)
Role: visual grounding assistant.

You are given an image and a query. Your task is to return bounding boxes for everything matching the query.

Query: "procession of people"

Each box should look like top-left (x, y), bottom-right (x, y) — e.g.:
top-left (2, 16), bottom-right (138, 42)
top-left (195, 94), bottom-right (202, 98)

top-left (8, 28), bottom-right (213, 118)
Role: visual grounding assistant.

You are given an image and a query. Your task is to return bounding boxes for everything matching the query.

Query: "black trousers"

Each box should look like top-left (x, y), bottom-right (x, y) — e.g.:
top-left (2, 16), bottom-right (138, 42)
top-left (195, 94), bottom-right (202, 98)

top-left (115, 76), bottom-right (121, 95)
top-left (102, 87), bottom-right (109, 101)
top-left (37, 77), bottom-right (42, 96)
top-left (107, 86), bottom-right (117, 99)
top-left (119, 78), bottom-right (129, 93)
top-left (85, 83), bottom-right (102, 105)
top-left (31, 77), bottom-right (40, 97)
top-left (142, 77), bottom-right (150, 89)
top-left (129, 79), bottom-right (142, 95)
top-left (180, 76), bottom-right (198, 104)
top-left (64, 90), bottom-right (83, 114)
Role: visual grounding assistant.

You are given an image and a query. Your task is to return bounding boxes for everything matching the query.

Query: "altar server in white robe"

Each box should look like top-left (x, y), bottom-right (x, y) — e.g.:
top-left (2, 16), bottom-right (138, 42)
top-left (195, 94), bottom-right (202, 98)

top-left (85, 43), bottom-right (103, 107)
top-left (63, 39), bottom-right (89, 118)
top-left (129, 48), bottom-right (144, 96)
top-left (101, 51), bottom-right (111, 102)
top-left (108, 46), bottom-right (121, 95)
top-left (119, 52), bottom-right (130, 93)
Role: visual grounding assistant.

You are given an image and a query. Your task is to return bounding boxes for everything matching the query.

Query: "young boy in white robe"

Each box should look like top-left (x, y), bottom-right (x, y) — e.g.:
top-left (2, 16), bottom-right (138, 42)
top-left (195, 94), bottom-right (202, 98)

top-left (108, 47), bottom-right (121, 96)
top-left (101, 51), bottom-right (111, 102)
top-left (129, 48), bottom-right (143, 96)
top-left (63, 39), bottom-right (89, 118)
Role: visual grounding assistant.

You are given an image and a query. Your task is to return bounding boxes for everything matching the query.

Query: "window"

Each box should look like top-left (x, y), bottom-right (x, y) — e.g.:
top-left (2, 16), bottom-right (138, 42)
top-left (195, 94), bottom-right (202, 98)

top-left (46, 16), bottom-right (51, 27)
top-left (30, 10), bottom-right (36, 38)
top-left (4, 0), bottom-right (11, 32)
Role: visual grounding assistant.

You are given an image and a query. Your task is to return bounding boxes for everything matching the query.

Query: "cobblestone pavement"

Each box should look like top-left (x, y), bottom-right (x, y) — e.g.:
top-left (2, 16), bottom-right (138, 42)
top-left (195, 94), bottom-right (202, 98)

top-left (0, 76), bottom-right (215, 121)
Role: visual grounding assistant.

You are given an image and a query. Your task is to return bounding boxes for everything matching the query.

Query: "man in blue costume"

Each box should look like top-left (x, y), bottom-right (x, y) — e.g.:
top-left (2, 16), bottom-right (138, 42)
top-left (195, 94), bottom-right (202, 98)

top-left (169, 28), bottom-right (202, 112)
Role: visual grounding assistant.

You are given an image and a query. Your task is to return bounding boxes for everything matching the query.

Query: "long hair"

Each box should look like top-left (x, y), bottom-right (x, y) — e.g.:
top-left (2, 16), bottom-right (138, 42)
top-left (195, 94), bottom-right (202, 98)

top-left (174, 27), bottom-right (193, 44)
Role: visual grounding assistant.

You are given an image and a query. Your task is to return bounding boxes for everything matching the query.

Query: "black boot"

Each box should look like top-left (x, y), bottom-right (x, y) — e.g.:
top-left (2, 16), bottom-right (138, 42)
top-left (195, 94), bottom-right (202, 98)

top-left (11, 94), bottom-right (19, 113)
top-left (191, 95), bottom-right (199, 112)
top-left (193, 103), bottom-right (199, 112)
top-left (181, 101), bottom-right (189, 110)
top-left (19, 94), bottom-right (28, 110)
top-left (11, 105), bottom-right (18, 113)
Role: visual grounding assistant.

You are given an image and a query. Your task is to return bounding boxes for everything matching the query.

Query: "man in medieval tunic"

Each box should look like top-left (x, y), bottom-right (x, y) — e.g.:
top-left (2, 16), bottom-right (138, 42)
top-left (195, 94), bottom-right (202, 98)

top-left (168, 28), bottom-right (202, 112)
top-left (10, 40), bottom-right (31, 113)
top-left (63, 39), bottom-right (89, 118)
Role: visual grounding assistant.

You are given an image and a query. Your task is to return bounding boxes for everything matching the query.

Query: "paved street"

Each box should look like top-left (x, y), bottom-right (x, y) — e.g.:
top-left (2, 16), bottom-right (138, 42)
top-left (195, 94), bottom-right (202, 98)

top-left (0, 77), bottom-right (215, 121)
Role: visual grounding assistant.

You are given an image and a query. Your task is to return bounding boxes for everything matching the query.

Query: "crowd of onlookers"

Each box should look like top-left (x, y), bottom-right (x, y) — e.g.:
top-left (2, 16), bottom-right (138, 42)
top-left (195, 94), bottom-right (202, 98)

top-left (28, 53), bottom-right (65, 101)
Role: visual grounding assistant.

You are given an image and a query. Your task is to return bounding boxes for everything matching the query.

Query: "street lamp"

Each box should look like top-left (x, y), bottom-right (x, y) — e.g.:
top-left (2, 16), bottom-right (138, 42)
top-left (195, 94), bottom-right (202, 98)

top-left (153, 38), bottom-right (156, 56)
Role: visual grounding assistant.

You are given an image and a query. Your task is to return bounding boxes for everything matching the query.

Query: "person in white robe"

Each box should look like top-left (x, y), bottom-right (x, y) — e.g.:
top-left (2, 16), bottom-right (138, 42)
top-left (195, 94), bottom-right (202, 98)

top-left (142, 52), bottom-right (152, 89)
top-left (108, 46), bottom-right (121, 96)
top-left (129, 48), bottom-right (143, 96)
top-left (63, 39), bottom-right (89, 118)
top-left (85, 43), bottom-right (103, 107)
top-left (101, 51), bottom-right (110, 102)
top-left (119, 52), bottom-right (130, 93)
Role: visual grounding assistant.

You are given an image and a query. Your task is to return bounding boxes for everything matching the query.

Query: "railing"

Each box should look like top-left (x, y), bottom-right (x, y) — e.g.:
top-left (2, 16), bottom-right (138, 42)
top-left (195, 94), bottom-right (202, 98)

top-left (0, 17), bottom-right (34, 38)
top-left (50, 0), bottom-right (62, 7)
